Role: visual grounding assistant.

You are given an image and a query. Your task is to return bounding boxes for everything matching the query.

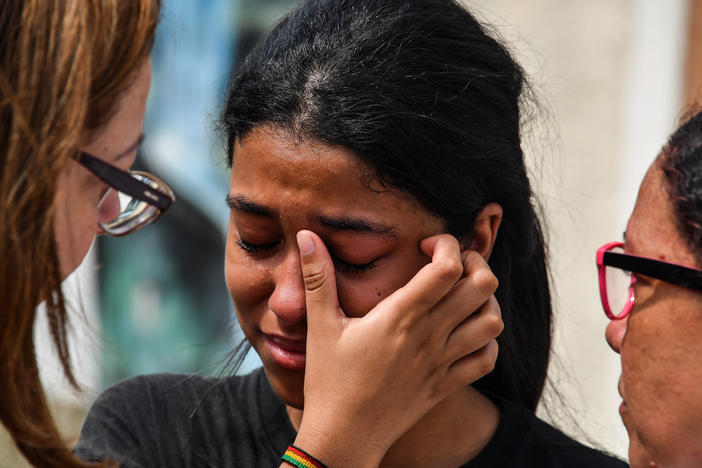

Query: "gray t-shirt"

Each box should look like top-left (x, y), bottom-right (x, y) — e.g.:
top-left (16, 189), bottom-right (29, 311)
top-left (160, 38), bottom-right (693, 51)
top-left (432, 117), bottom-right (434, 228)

top-left (75, 368), bottom-right (628, 468)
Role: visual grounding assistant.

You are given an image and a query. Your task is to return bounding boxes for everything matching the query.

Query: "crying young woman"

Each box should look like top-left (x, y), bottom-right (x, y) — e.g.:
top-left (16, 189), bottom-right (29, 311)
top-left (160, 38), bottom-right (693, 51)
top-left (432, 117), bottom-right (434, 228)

top-left (75, 1), bottom-right (626, 467)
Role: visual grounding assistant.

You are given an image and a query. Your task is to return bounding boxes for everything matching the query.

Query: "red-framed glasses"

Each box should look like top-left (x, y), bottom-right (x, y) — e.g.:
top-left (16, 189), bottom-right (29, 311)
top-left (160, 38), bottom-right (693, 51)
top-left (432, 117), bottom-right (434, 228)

top-left (596, 241), bottom-right (702, 320)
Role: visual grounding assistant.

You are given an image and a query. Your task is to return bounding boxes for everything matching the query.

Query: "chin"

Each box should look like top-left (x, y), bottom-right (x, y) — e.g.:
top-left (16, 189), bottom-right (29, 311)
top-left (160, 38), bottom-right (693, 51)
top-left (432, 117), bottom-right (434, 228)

top-left (263, 365), bottom-right (305, 409)
top-left (626, 427), bottom-right (657, 468)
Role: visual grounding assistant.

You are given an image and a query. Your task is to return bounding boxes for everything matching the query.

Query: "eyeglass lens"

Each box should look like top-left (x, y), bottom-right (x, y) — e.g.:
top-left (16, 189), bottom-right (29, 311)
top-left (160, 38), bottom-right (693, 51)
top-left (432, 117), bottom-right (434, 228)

top-left (604, 245), bottom-right (635, 318)
top-left (97, 172), bottom-right (167, 236)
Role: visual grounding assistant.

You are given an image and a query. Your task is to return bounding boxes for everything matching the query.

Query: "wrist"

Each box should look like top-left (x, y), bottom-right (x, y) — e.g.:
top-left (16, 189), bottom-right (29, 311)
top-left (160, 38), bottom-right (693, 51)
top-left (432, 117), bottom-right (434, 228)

top-left (282, 445), bottom-right (329, 468)
top-left (292, 424), bottom-right (385, 468)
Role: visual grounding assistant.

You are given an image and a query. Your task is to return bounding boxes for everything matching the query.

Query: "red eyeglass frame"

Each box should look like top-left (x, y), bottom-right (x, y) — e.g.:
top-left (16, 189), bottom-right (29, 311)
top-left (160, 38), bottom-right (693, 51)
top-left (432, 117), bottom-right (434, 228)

top-left (596, 241), bottom-right (702, 320)
top-left (596, 242), bottom-right (636, 320)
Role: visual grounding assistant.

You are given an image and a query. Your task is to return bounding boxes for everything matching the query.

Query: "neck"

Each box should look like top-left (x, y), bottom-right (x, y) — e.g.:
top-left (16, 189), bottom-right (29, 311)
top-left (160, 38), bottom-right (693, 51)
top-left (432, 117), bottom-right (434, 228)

top-left (286, 386), bottom-right (500, 468)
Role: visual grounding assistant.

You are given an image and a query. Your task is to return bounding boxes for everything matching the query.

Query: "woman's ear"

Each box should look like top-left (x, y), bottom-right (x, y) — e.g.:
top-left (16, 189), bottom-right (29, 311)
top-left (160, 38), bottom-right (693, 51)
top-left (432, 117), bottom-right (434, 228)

top-left (466, 203), bottom-right (503, 260)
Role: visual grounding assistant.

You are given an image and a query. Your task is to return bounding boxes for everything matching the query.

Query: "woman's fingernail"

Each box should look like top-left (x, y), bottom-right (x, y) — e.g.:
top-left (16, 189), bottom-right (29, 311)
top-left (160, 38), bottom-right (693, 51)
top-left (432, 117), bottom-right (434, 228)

top-left (297, 231), bottom-right (315, 255)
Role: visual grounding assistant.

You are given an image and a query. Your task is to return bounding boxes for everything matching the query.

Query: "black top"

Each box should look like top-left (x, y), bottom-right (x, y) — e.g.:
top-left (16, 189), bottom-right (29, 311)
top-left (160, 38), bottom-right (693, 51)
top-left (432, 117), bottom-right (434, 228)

top-left (75, 368), bottom-right (628, 468)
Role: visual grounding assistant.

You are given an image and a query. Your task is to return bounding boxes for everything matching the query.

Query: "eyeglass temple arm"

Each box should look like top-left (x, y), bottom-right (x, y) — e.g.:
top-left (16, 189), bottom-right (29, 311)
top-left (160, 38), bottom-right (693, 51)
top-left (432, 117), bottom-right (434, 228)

top-left (603, 251), bottom-right (702, 292)
top-left (79, 152), bottom-right (173, 211)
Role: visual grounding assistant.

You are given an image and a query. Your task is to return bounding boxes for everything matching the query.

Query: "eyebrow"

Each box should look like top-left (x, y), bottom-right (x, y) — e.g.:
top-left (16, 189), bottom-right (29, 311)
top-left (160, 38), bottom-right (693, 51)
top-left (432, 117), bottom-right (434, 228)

top-left (318, 215), bottom-right (397, 236)
top-left (226, 195), bottom-right (274, 217)
top-left (226, 194), bottom-right (397, 236)
top-left (114, 134), bottom-right (145, 162)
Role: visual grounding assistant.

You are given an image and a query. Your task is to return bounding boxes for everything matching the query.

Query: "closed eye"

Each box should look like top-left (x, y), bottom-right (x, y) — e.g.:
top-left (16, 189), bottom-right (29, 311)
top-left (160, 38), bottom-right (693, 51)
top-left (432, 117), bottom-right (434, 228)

top-left (328, 251), bottom-right (376, 274)
top-left (238, 237), bottom-right (377, 273)
top-left (237, 238), bottom-right (279, 254)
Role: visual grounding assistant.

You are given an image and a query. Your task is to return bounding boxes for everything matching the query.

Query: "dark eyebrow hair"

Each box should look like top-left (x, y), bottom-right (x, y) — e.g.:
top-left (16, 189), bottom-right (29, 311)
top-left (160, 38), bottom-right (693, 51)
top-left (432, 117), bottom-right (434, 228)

top-left (226, 194), bottom-right (397, 236)
top-left (114, 134), bottom-right (145, 161)
top-left (225, 195), bottom-right (273, 216)
top-left (318, 215), bottom-right (397, 236)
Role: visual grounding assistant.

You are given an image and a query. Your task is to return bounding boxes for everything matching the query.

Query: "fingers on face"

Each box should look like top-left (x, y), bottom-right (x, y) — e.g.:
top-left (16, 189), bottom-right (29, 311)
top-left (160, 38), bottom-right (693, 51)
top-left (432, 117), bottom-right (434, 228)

top-left (444, 295), bottom-right (503, 363)
top-left (373, 236), bottom-right (502, 370)
top-left (431, 250), bottom-right (499, 334)
top-left (296, 230), bottom-right (342, 327)
top-left (424, 295), bottom-right (502, 397)
top-left (378, 234), bottom-right (463, 324)
top-left (445, 339), bottom-right (499, 389)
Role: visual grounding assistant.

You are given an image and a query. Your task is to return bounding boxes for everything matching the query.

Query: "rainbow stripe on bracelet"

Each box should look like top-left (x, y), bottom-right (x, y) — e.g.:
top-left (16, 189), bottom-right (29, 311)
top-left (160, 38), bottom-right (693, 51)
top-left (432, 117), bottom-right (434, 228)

top-left (281, 446), bottom-right (328, 468)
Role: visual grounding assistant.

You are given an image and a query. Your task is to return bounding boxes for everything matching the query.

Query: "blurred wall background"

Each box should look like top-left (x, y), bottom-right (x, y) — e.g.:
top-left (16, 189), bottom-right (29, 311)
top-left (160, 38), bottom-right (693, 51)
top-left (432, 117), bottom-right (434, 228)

top-left (2, 0), bottom-right (699, 465)
top-left (469, 0), bottom-right (689, 459)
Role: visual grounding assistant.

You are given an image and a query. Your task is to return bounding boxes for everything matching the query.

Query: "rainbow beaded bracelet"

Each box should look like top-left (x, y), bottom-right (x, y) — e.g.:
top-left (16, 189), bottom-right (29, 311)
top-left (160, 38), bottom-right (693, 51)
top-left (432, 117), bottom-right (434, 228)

top-left (281, 445), bottom-right (329, 468)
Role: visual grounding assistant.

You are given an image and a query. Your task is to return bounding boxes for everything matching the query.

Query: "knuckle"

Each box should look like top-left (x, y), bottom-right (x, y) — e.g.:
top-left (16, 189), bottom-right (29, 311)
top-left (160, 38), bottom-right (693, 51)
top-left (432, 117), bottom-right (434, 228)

top-left (302, 269), bottom-right (327, 292)
top-left (462, 249), bottom-right (479, 263)
top-left (484, 311), bottom-right (505, 337)
top-left (394, 314), bottom-right (419, 338)
top-left (393, 320), bottom-right (411, 338)
top-left (478, 362), bottom-right (494, 378)
top-left (393, 314), bottom-right (434, 346)
top-left (492, 340), bottom-right (499, 355)
top-left (437, 257), bottom-right (463, 283)
top-left (472, 267), bottom-right (499, 295)
top-left (478, 349), bottom-right (497, 375)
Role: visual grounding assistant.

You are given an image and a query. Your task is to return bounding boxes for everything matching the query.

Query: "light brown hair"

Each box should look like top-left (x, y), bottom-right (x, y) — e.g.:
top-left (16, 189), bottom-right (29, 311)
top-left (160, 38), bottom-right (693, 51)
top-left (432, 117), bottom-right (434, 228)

top-left (0, 1), bottom-right (160, 466)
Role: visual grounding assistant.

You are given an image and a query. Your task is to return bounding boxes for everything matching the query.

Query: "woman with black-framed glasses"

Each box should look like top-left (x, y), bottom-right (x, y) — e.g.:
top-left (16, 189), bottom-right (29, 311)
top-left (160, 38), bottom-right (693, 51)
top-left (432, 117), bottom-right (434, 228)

top-left (597, 110), bottom-right (702, 468)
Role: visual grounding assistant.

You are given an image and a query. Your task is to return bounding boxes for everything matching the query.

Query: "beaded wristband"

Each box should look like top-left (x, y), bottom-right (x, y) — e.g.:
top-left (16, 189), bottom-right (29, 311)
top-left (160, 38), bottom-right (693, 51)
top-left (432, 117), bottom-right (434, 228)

top-left (281, 445), bottom-right (329, 468)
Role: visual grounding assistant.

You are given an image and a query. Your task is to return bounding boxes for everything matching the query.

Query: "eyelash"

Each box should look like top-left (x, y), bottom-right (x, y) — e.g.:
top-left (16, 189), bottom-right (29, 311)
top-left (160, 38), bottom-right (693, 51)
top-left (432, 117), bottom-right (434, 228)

top-left (237, 238), bottom-right (278, 254)
top-left (237, 238), bottom-right (376, 274)
top-left (329, 252), bottom-right (376, 274)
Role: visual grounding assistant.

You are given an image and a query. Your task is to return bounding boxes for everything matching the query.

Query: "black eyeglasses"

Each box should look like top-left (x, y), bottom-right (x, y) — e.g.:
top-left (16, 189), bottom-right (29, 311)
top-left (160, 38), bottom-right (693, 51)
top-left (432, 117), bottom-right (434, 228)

top-left (78, 151), bottom-right (175, 236)
top-left (596, 241), bottom-right (702, 320)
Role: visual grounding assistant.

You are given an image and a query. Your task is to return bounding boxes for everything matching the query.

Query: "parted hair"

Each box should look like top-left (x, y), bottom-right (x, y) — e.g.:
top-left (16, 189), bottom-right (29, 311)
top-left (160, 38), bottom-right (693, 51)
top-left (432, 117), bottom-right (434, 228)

top-left (0, 1), bottom-right (159, 466)
top-left (222, 0), bottom-right (552, 411)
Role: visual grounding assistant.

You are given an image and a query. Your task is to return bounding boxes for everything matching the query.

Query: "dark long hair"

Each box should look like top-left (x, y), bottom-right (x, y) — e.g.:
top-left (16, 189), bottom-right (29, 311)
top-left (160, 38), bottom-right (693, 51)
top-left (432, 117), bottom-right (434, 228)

top-left (221, 0), bottom-right (552, 411)
top-left (662, 109), bottom-right (702, 264)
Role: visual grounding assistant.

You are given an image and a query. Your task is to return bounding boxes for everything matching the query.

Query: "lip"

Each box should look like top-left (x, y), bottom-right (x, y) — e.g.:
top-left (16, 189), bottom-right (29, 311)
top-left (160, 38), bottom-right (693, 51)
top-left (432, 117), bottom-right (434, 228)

top-left (616, 377), bottom-right (629, 417)
top-left (619, 400), bottom-right (628, 416)
top-left (263, 333), bottom-right (307, 371)
top-left (617, 377), bottom-right (626, 400)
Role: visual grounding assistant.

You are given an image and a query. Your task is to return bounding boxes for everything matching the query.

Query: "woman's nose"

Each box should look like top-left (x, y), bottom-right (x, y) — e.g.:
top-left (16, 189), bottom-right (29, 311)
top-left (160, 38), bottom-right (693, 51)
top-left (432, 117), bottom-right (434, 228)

top-left (268, 251), bottom-right (306, 325)
top-left (605, 318), bottom-right (627, 354)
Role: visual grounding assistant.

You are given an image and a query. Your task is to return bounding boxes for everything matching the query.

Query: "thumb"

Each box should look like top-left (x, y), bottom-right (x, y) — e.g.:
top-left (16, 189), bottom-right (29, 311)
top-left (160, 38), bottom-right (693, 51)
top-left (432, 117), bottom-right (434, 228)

top-left (296, 230), bottom-right (344, 331)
